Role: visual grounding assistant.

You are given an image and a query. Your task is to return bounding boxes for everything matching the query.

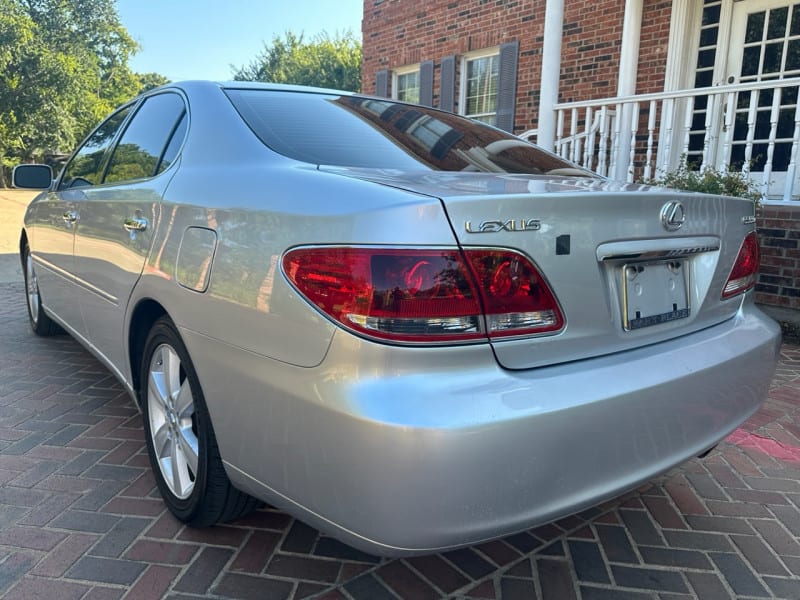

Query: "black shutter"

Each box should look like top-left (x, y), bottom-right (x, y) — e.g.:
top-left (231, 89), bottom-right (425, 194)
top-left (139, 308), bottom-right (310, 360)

top-left (439, 55), bottom-right (456, 112)
top-left (375, 69), bottom-right (389, 97)
top-left (496, 40), bottom-right (519, 132)
top-left (419, 60), bottom-right (434, 107)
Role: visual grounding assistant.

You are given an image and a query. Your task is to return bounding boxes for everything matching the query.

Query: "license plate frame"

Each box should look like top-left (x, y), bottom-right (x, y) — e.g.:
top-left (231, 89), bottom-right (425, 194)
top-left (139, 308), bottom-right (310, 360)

top-left (621, 260), bottom-right (690, 331)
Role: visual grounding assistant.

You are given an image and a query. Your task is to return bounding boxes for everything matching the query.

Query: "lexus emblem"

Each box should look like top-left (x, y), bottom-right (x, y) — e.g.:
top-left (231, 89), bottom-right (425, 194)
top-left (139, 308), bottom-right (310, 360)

top-left (660, 201), bottom-right (686, 232)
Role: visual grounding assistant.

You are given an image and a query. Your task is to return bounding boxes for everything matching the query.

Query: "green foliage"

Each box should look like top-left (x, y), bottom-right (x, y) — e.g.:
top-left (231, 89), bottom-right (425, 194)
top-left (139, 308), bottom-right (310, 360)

top-left (0, 0), bottom-right (168, 186)
top-left (138, 72), bottom-right (171, 94)
top-left (645, 160), bottom-right (763, 202)
top-left (233, 31), bottom-right (362, 92)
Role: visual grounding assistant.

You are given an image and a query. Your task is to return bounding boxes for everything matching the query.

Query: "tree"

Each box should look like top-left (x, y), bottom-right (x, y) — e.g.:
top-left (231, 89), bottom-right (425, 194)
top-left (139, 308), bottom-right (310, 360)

top-left (0, 0), bottom-right (168, 186)
top-left (0, 0), bottom-right (81, 184)
top-left (18, 0), bottom-right (142, 123)
top-left (233, 31), bottom-right (361, 92)
top-left (138, 72), bottom-right (171, 94)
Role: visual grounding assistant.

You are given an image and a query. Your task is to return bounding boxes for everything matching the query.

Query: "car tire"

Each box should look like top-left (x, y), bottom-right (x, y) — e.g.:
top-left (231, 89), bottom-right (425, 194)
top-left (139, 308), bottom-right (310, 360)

top-left (140, 317), bottom-right (259, 526)
top-left (22, 243), bottom-right (61, 336)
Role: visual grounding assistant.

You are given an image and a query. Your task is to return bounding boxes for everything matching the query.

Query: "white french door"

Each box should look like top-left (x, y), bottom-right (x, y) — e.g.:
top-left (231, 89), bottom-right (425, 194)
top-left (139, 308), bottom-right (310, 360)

top-left (725, 0), bottom-right (800, 196)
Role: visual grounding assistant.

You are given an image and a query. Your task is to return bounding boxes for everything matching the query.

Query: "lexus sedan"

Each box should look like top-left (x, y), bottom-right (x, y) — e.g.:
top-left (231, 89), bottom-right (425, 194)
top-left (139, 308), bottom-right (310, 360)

top-left (14, 81), bottom-right (780, 556)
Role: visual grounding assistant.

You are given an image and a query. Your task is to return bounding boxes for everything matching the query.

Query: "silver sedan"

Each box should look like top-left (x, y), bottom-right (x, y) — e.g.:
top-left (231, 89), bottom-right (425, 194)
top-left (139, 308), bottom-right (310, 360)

top-left (14, 81), bottom-right (780, 555)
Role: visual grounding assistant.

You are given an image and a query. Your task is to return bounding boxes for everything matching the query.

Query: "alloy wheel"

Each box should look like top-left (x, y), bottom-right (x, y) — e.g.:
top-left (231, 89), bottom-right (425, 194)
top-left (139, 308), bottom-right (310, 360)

top-left (147, 343), bottom-right (199, 499)
top-left (25, 251), bottom-right (40, 324)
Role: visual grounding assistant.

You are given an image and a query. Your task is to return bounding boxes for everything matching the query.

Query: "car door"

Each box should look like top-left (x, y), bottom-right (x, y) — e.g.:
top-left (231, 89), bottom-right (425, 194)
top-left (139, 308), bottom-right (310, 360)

top-left (72, 92), bottom-right (188, 373)
top-left (29, 105), bottom-right (134, 337)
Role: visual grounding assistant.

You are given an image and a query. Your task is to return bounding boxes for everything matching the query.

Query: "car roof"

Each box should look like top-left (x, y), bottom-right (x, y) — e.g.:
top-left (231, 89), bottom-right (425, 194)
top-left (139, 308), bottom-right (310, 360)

top-left (153, 80), bottom-right (356, 98)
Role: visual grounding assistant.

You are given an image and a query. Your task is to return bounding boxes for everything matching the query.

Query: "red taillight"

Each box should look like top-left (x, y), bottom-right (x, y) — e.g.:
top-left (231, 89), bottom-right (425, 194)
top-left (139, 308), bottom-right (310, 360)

top-left (722, 231), bottom-right (760, 299)
top-left (463, 250), bottom-right (564, 338)
top-left (282, 247), bottom-right (563, 343)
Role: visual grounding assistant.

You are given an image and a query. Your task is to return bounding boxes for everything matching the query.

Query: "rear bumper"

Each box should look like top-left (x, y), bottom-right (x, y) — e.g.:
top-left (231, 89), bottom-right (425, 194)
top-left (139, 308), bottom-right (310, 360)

top-left (187, 302), bottom-right (780, 556)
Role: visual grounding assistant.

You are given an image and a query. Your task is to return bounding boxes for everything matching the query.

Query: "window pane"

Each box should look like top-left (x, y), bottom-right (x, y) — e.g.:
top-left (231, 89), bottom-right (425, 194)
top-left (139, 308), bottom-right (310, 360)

top-left (696, 49), bottom-right (716, 69)
top-left (768, 6), bottom-right (789, 39)
top-left (396, 71), bottom-right (420, 104)
top-left (702, 4), bottom-right (720, 26)
top-left (763, 42), bottom-right (784, 73)
top-left (787, 39), bottom-right (800, 70)
top-left (688, 132), bottom-right (705, 152)
top-left (792, 4), bottom-right (800, 35)
top-left (60, 107), bottom-right (131, 189)
top-left (741, 46), bottom-right (762, 76)
top-left (737, 90), bottom-right (752, 110)
top-left (731, 143), bottom-right (745, 167)
top-left (778, 107), bottom-right (795, 137)
top-left (751, 143), bottom-right (768, 169)
top-left (694, 70), bottom-right (713, 87)
top-left (104, 94), bottom-right (185, 184)
top-left (754, 109), bottom-right (771, 137)
top-left (746, 12), bottom-right (765, 43)
top-left (700, 26), bottom-right (719, 46)
top-left (774, 141), bottom-right (792, 169)
top-left (465, 54), bottom-right (499, 118)
top-left (733, 112), bottom-right (749, 140)
top-left (691, 111), bottom-right (707, 130)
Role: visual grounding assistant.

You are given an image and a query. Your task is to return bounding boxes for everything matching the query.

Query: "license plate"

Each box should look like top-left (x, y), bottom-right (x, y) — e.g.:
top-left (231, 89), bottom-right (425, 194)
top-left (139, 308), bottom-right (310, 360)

top-left (622, 260), bottom-right (689, 331)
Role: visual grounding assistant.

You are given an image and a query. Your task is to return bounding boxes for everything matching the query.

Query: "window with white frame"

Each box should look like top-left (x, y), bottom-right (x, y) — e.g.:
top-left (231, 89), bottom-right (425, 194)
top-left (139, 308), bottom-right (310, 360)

top-left (393, 66), bottom-right (420, 104)
top-left (460, 49), bottom-right (500, 125)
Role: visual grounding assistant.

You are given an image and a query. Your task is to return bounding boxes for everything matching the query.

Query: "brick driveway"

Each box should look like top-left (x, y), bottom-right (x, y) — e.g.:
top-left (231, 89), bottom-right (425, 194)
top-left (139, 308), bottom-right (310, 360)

top-left (1, 278), bottom-right (800, 599)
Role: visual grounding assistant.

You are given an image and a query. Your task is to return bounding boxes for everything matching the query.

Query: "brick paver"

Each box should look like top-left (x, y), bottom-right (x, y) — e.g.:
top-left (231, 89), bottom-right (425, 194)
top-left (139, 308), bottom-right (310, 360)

top-left (1, 277), bottom-right (800, 598)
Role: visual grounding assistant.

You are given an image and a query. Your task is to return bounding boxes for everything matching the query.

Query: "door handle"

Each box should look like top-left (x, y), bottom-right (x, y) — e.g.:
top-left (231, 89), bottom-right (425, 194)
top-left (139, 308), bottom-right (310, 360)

top-left (123, 216), bottom-right (148, 232)
top-left (62, 210), bottom-right (78, 224)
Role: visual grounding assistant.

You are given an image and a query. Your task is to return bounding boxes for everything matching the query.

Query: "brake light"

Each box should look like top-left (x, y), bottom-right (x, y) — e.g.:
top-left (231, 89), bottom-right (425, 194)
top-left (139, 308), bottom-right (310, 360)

top-left (722, 231), bottom-right (760, 299)
top-left (282, 247), bottom-right (563, 343)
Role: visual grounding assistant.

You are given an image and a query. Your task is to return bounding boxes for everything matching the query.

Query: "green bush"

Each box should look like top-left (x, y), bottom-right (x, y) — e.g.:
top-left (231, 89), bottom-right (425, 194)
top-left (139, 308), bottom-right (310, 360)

top-left (644, 161), bottom-right (762, 202)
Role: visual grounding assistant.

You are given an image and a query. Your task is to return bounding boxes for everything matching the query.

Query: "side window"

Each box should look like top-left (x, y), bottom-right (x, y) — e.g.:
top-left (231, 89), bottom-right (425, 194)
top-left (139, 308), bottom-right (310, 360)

top-left (59, 107), bottom-right (132, 189)
top-left (103, 93), bottom-right (186, 184)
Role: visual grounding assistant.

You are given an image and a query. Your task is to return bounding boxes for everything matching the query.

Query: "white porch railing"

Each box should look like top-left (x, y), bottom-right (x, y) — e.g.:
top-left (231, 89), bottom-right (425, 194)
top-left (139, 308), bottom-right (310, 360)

top-left (522, 78), bottom-right (800, 202)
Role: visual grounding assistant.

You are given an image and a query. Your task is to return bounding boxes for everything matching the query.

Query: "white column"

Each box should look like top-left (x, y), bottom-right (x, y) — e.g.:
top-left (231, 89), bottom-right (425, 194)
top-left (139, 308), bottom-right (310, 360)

top-left (613, 0), bottom-right (643, 181)
top-left (658, 0), bottom-right (697, 172)
top-left (537, 0), bottom-right (564, 151)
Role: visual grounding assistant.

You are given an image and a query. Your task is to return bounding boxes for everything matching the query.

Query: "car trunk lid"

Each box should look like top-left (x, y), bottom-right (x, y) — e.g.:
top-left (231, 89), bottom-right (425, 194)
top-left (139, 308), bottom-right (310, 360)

top-left (322, 169), bottom-right (757, 369)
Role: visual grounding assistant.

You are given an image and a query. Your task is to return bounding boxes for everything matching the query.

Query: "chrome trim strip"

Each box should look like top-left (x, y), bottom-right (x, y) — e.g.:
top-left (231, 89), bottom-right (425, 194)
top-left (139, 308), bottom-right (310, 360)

top-left (596, 236), bottom-right (720, 261)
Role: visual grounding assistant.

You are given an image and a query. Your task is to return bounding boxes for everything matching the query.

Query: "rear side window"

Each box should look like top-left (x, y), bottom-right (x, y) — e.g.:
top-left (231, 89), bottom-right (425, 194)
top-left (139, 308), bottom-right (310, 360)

top-left (225, 89), bottom-right (587, 175)
top-left (104, 93), bottom-right (186, 184)
top-left (60, 107), bottom-right (132, 189)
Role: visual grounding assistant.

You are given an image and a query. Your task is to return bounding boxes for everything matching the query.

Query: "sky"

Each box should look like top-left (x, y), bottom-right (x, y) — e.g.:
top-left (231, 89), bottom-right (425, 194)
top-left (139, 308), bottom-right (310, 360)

top-left (116, 1), bottom-right (363, 82)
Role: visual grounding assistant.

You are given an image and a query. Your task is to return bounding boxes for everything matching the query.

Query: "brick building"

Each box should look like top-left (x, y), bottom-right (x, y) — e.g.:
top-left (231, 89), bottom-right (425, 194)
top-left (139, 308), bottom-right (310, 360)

top-left (362, 0), bottom-right (800, 312)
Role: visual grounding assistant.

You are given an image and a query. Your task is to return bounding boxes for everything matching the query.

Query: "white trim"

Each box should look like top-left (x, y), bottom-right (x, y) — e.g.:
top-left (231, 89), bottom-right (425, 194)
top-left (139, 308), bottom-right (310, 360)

top-left (458, 47), bottom-right (501, 120)
top-left (663, 0), bottom-right (703, 92)
top-left (715, 0), bottom-right (735, 86)
top-left (659, 0), bottom-right (705, 170)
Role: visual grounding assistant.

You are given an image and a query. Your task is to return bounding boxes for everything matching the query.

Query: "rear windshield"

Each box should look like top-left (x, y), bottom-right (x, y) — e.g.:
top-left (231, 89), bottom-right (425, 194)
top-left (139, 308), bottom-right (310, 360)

top-left (225, 89), bottom-right (590, 175)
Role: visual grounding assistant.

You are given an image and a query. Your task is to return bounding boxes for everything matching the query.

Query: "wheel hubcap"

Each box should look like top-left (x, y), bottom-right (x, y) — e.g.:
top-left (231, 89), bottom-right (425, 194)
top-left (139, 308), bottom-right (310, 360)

top-left (26, 252), bottom-right (39, 323)
top-left (147, 343), bottom-right (199, 499)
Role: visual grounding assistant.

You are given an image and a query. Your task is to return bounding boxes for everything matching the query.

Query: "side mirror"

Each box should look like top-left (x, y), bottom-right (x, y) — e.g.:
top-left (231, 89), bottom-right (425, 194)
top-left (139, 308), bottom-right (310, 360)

top-left (12, 164), bottom-right (53, 190)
